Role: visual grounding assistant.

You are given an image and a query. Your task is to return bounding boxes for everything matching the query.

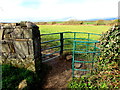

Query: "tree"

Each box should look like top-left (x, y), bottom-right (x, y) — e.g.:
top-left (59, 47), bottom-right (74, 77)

top-left (51, 22), bottom-right (56, 25)
top-left (96, 20), bottom-right (105, 25)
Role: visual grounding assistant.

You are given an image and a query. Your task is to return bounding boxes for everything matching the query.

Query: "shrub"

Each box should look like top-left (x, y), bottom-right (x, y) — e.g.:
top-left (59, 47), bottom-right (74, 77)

top-left (51, 21), bottom-right (56, 25)
top-left (96, 20), bottom-right (105, 25)
top-left (100, 25), bottom-right (120, 64)
top-left (68, 25), bottom-right (120, 89)
top-left (63, 19), bottom-right (84, 25)
top-left (37, 22), bottom-right (47, 25)
top-left (110, 19), bottom-right (120, 25)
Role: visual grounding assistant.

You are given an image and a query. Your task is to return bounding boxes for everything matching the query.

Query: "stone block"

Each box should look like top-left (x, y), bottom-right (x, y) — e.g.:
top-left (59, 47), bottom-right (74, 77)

top-left (14, 41), bottom-right (29, 59)
top-left (12, 28), bottom-right (24, 39)
top-left (27, 40), bottom-right (34, 57)
top-left (74, 63), bottom-right (82, 68)
top-left (3, 29), bottom-right (14, 39)
top-left (0, 29), bottom-right (3, 40)
top-left (1, 21), bottom-right (41, 72)
top-left (23, 29), bottom-right (32, 38)
top-left (2, 43), bottom-right (10, 53)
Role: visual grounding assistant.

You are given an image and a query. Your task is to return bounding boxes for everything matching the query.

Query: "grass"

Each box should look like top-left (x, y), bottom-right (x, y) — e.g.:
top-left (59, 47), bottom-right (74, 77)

top-left (2, 64), bottom-right (51, 89)
top-left (39, 25), bottom-right (111, 50)
top-left (83, 21), bottom-right (96, 25)
top-left (2, 64), bottom-right (37, 89)
top-left (38, 25), bottom-right (111, 34)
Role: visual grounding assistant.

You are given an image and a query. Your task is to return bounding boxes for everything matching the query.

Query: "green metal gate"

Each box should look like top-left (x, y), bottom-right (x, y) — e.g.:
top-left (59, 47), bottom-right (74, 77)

top-left (72, 40), bottom-right (100, 78)
top-left (40, 32), bottom-right (101, 77)
top-left (40, 32), bottom-right (101, 63)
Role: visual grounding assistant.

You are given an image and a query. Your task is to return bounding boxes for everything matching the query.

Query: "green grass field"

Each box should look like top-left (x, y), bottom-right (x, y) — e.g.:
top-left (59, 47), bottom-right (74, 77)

top-left (39, 25), bottom-right (111, 50)
top-left (38, 25), bottom-right (111, 34)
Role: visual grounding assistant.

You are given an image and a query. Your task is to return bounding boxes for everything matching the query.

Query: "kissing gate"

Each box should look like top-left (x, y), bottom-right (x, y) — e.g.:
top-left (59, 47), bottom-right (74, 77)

top-left (40, 32), bottom-right (101, 77)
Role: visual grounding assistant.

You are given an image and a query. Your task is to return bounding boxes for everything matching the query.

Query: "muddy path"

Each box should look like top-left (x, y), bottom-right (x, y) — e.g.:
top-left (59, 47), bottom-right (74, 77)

top-left (42, 57), bottom-right (72, 88)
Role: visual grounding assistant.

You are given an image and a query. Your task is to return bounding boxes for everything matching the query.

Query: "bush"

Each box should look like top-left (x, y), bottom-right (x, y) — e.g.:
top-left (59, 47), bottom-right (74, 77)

top-left (68, 25), bottom-right (120, 89)
top-left (96, 20), bottom-right (105, 25)
top-left (38, 22), bottom-right (47, 25)
top-left (110, 19), bottom-right (120, 25)
top-left (100, 25), bottom-right (120, 63)
top-left (51, 21), bottom-right (56, 25)
top-left (63, 19), bottom-right (84, 25)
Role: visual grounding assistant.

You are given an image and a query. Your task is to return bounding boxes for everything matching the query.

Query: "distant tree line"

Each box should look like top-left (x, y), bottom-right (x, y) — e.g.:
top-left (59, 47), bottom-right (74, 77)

top-left (63, 19), bottom-right (84, 25)
top-left (34, 19), bottom-right (120, 25)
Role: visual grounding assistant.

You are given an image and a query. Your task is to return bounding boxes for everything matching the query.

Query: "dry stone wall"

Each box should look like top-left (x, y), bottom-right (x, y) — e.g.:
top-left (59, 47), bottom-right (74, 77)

top-left (0, 21), bottom-right (41, 72)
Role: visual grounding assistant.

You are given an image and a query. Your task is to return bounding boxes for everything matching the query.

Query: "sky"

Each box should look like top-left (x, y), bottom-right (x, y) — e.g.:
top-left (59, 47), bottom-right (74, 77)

top-left (0, 0), bottom-right (119, 22)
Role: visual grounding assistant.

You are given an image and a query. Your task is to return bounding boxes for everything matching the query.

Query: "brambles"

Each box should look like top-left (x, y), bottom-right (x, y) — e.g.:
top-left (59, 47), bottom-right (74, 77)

top-left (68, 25), bottom-right (120, 89)
top-left (95, 25), bottom-right (120, 88)
top-left (100, 25), bottom-right (120, 64)
top-left (111, 19), bottom-right (120, 25)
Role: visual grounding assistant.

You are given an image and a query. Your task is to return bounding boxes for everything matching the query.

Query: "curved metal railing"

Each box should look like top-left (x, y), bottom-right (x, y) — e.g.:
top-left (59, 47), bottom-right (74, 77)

top-left (40, 32), bottom-right (101, 62)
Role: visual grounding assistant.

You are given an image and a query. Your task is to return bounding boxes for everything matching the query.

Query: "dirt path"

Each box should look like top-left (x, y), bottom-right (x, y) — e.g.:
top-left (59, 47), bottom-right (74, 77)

top-left (43, 58), bottom-right (72, 88)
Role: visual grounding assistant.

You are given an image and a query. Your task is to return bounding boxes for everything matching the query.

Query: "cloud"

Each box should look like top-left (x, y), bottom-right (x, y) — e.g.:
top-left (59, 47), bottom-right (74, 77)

top-left (0, 0), bottom-right (119, 22)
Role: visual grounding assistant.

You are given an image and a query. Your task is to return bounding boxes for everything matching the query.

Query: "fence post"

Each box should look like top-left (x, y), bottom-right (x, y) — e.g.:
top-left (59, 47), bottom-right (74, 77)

top-left (60, 33), bottom-right (63, 55)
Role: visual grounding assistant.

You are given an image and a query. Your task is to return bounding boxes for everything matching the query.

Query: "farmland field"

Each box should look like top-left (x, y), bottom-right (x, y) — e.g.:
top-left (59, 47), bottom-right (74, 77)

top-left (39, 25), bottom-right (111, 50)
top-left (38, 25), bottom-right (111, 34)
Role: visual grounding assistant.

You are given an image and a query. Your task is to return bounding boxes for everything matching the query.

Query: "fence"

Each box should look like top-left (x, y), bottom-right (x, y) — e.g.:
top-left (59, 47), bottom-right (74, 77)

top-left (72, 40), bottom-right (101, 77)
top-left (40, 32), bottom-right (101, 62)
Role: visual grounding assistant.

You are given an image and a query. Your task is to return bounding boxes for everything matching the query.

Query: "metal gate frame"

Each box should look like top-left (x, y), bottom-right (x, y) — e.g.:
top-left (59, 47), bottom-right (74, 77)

top-left (40, 32), bottom-right (101, 63)
top-left (72, 40), bottom-right (100, 78)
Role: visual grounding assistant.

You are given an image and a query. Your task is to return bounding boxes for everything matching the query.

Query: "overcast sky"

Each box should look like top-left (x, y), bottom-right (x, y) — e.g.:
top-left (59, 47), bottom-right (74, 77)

top-left (0, 0), bottom-right (119, 22)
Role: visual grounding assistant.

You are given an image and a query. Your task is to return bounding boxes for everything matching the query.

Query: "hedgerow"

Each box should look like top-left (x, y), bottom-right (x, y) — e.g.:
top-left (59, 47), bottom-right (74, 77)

top-left (68, 25), bottom-right (120, 89)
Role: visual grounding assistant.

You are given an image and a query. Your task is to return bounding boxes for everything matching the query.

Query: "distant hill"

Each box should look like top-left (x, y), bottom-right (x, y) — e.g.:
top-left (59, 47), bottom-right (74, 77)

top-left (85, 17), bottom-right (118, 21)
top-left (0, 17), bottom-right (118, 23)
top-left (56, 17), bottom-right (117, 21)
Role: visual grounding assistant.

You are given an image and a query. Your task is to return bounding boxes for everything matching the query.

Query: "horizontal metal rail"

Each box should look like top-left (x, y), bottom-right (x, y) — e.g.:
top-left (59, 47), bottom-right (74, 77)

top-left (74, 60), bottom-right (97, 63)
top-left (74, 68), bottom-right (89, 71)
top-left (75, 51), bottom-right (100, 53)
top-left (74, 40), bottom-right (100, 43)
top-left (63, 38), bottom-right (94, 41)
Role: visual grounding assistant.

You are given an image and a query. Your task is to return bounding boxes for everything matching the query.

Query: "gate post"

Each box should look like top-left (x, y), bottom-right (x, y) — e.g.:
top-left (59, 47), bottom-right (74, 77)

top-left (60, 33), bottom-right (63, 55)
top-left (32, 23), bottom-right (42, 88)
top-left (1, 21), bottom-right (42, 88)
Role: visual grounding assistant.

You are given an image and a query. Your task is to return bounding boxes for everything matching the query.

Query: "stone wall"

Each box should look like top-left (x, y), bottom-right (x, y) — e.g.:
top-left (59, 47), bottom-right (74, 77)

top-left (0, 21), bottom-right (41, 72)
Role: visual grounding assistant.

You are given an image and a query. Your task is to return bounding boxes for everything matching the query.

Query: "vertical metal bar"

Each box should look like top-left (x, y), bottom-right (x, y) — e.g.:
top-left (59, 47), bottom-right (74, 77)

top-left (60, 33), bottom-right (63, 55)
top-left (87, 33), bottom-right (90, 51)
top-left (88, 33), bottom-right (90, 41)
top-left (72, 41), bottom-right (75, 78)
top-left (87, 33), bottom-right (90, 61)
top-left (74, 32), bottom-right (76, 40)
top-left (91, 42), bottom-right (96, 74)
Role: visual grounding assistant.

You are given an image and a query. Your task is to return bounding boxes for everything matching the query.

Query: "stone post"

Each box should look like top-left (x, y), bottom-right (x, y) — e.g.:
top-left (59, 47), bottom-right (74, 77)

top-left (0, 21), bottom-right (42, 73)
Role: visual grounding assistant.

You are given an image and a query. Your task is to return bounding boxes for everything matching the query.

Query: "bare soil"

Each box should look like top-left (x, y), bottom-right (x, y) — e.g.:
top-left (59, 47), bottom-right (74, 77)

top-left (42, 57), bottom-right (72, 88)
top-left (41, 51), bottom-right (89, 89)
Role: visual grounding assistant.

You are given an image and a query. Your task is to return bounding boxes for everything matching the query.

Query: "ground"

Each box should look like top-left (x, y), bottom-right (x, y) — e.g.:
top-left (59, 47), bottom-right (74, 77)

top-left (42, 52), bottom-right (90, 88)
top-left (43, 56), bottom-right (72, 88)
